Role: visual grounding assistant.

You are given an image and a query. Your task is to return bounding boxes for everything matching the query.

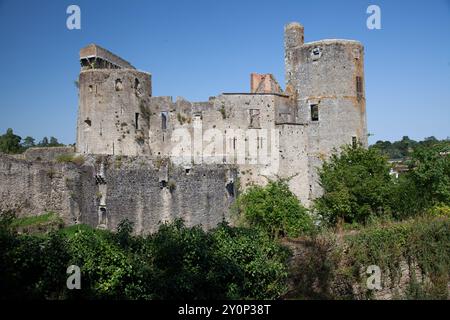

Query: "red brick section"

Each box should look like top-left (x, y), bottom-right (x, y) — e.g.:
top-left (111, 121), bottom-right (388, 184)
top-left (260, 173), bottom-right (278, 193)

top-left (250, 73), bottom-right (283, 94)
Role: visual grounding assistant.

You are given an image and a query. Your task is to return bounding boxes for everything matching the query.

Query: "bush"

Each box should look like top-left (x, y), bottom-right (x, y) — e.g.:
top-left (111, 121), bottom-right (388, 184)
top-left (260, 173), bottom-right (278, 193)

top-left (314, 145), bottom-right (393, 226)
top-left (234, 180), bottom-right (314, 238)
top-left (289, 216), bottom-right (450, 299)
top-left (211, 223), bottom-right (290, 299)
top-left (0, 214), bottom-right (291, 300)
top-left (344, 216), bottom-right (450, 299)
top-left (388, 141), bottom-right (450, 219)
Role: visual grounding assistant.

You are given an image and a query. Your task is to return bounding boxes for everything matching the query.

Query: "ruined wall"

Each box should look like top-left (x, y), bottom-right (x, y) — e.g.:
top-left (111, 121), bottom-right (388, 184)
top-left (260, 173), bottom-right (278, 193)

top-left (76, 69), bottom-right (152, 156)
top-left (22, 146), bottom-right (76, 161)
top-left (95, 157), bottom-right (237, 234)
top-left (0, 153), bottom-right (96, 225)
top-left (74, 21), bottom-right (368, 209)
top-left (145, 93), bottom-right (303, 197)
top-left (0, 153), bottom-right (237, 234)
top-left (277, 124), bottom-right (309, 206)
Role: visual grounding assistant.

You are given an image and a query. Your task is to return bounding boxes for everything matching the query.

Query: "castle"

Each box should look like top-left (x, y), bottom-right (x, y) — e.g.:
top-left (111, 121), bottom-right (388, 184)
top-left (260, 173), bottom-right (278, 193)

top-left (0, 22), bottom-right (367, 233)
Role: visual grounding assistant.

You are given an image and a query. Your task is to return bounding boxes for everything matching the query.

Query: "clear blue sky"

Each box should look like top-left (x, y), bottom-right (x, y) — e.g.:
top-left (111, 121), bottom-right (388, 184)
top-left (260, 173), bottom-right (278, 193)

top-left (0, 0), bottom-right (449, 145)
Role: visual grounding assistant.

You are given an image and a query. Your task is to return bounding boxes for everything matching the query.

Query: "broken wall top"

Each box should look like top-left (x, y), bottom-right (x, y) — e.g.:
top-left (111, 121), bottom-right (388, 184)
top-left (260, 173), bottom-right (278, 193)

top-left (80, 44), bottom-right (135, 69)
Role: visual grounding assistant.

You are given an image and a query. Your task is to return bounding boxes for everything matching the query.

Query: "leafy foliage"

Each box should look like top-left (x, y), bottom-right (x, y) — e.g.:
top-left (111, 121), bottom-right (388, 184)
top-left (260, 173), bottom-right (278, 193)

top-left (407, 142), bottom-right (450, 207)
top-left (0, 128), bottom-right (22, 154)
top-left (370, 136), bottom-right (447, 160)
top-left (289, 216), bottom-right (450, 300)
top-left (345, 216), bottom-right (450, 299)
top-left (314, 145), bottom-right (393, 226)
top-left (210, 223), bottom-right (290, 299)
top-left (0, 128), bottom-right (65, 154)
top-left (388, 140), bottom-right (450, 219)
top-left (234, 180), bottom-right (314, 238)
top-left (0, 214), bottom-right (290, 300)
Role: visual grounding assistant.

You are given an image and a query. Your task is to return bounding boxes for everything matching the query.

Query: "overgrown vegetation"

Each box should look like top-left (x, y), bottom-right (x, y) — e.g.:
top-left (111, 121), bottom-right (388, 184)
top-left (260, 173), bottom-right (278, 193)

top-left (314, 144), bottom-right (392, 226)
top-left (219, 105), bottom-right (227, 119)
top-left (315, 139), bottom-right (450, 226)
top-left (234, 180), bottom-right (314, 238)
top-left (0, 137), bottom-right (448, 300)
top-left (56, 153), bottom-right (85, 166)
top-left (11, 212), bottom-right (62, 229)
top-left (0, 214), bottom-right (290, 300)
top-left (176, 113), bottom-right (190, 125)
top-left (288, 215), bottom-right (450, 300)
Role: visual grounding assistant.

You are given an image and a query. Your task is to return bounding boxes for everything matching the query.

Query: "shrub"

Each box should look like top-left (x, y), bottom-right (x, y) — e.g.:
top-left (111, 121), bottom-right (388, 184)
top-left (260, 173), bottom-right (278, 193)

top-left (314, 145), bottom-right (393, 226)
top-left (289, 216), bottom-right (450, 300)
top-left (234, 180), bottom-right (314, 238)
top-left (0, 216), bottom-right (292, 300)
top-left (211, 223), bottom-right (291, 299)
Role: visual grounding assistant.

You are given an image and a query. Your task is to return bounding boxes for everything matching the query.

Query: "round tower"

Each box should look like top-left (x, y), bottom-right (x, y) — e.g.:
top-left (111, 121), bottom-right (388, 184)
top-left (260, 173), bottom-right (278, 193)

top-left (283, 26), bottom-right (368, 201)
top-left (295, 39), bottom-right (367, 152)
top-left (76, 45), bottom-right (152, 156)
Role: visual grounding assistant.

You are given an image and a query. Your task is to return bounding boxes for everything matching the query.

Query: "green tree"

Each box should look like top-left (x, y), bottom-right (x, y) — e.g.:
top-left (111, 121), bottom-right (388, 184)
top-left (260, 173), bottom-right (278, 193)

top-left (0, 128), bottom-right (22, 154)
top-left (314, 144), bottom-right (393, 226)
top-left (38, 137), bottom-right (49, 147)
top-left (48, 136), bottom-right (63, 147)
top-left (21, 136), bottom-right (35, 149)
top-left (407, 142), bottom-right (450, 207)
top-left (234, 180), bottom-right (314, 238)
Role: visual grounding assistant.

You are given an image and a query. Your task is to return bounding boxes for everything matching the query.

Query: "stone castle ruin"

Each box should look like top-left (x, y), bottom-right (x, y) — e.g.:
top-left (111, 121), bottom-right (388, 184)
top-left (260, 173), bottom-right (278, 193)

top-left (0, 22), bottom-right (367, 233)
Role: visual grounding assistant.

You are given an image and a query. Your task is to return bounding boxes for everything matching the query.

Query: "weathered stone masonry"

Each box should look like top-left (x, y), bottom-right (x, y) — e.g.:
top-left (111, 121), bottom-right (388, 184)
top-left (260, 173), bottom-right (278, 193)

top-left (0, 22), bottom-right (367, 233)
top-left (0, 154), bottom-right (236, 234)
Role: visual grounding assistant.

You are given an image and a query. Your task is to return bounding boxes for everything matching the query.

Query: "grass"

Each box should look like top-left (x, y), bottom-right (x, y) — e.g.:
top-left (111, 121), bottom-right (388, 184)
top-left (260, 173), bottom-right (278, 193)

top-left (11, 212), bottom-right (63, 229)
top-left (56, 153), bottom-right (85, 165)
top-left (59, 224), bottom-right (96, 237)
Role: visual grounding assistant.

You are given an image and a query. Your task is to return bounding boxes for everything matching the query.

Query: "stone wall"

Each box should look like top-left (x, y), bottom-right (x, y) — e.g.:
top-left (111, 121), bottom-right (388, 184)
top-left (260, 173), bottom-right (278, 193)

top-left (0, 153), bottom-right (95, 225)
top-left (0, 153), bottom-right (237, 234)
top-left (74, 21), bottom-right (369, 207)
top-left (285, 28), bottom-right (368, 200)
top-left (76, 68), bottom-right (152, 156)
top-left (22, 146), bottom-right (76, 161)
top-left (97, 156), bottom-right (237, 234)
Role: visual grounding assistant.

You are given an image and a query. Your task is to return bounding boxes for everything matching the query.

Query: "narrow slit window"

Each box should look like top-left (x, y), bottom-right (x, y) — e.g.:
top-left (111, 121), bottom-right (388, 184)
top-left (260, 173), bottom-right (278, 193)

top-left (356, 76), bottom-right (363, 98)
top-left (352, 136), bottom-right (357, 148)
top-left (134, 78), bottom-right (142, 97)
top-left (249, 109), bottom-right (260, 128)
top-left (99, 207), bottom-right (107, 225)
top-left (135, 113), bottom-right (140, 130)
top-left (310, 104), bottom-right (319, 121)
top-left (161, 112), bottom-right (168, 130)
